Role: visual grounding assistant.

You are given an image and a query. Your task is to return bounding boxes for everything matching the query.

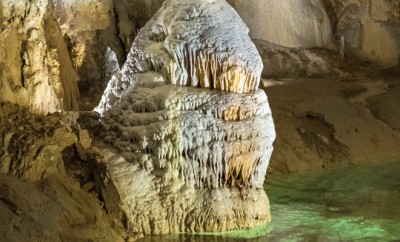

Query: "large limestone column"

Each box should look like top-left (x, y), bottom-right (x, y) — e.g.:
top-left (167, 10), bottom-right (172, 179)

top-left (94, 0), bottom-right (276, 235)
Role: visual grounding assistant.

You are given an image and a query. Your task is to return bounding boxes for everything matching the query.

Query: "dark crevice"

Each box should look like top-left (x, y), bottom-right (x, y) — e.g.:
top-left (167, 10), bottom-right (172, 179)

top-left (20, 40), bottom-right (28, 88)
top-left (121, 211), bottom-right (129, 230)
top-left (0, 196), bottom-right (20, 214)
top-left (62, 33), bottom-right (77, 75)
top-left (22, 0), bottom-right (32, 21)
top-left (298, 111), bottom-right (349, 163)
top-left (321, 0), bottom-right (338, 31)
top-left (112, 4), bottom-right (128, 59)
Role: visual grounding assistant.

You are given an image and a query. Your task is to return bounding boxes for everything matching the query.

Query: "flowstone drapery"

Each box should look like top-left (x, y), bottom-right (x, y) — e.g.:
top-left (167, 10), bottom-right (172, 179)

top-left (94, 0), bottom-right (276, 235)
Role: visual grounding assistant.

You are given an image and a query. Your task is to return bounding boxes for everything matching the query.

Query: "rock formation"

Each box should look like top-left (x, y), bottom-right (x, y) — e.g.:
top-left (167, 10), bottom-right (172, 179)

top-left (52, 0), bottom-right (165, 110)
top-left (1, 0), bottom-right (400, 240)
top-left (225, 0), bottom-right (342, 78)
top-left (0, 103), bottom-right (76, 182)
top-left (323, 0), bottom-right (400, 67)
top-left (118, 0), bottom-right (164, 29)
top-left (0, 0), bottom-right (80, 115)
top-left (227, 0), bottom-right (335, 49)
top-left (0, 103), bottom-right (126, 242)
top-left (52, 0), bottom-right (129, 110)
top-left (94, 0), bottom-right (275, 235)
top-left (255, 39), bottom-right (343, 78)
top-left (95, 0), bottom-right (264, 113)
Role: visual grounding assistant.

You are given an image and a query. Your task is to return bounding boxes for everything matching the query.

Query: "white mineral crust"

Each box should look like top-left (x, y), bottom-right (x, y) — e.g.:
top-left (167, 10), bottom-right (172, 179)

top-left (95, 0), bottom-right (263, 114)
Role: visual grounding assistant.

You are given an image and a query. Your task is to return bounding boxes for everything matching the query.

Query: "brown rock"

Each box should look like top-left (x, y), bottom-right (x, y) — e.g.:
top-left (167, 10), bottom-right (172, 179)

top-left (79, 129), bottom-right (91, 149)
top-left (0, 0), bottom-right (80, 115)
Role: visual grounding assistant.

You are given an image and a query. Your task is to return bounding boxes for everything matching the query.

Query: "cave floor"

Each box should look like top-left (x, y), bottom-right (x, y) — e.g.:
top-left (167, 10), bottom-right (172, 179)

top-left (138, 160), bottom-right (400, 241)
top-left (263, 73), bottom-right (400, 174)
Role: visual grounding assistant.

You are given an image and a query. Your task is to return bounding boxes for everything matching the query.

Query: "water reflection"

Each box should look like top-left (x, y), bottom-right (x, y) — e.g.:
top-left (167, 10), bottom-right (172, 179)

top-left (138, 161), bottom-right (400, 241)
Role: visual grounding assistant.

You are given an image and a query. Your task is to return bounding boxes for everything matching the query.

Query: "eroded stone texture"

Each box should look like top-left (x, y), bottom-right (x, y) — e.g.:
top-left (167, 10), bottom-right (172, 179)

top-left (0, 0), bottom-right (79, 115)
top-left (0, 103), bottom-right (126, 242)
top-left (225, 0), bottom-right (341, 78)
top-left (0, 103), bottom-right (78, 182)
top-left (95, 145), bottom-right (271, 234)
top-left (94, 0), bottom-right (275, 235)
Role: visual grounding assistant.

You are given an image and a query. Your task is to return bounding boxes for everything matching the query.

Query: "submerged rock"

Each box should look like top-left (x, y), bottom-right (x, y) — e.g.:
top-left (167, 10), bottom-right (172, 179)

top-left (94, 0), bottom-right (275, 235)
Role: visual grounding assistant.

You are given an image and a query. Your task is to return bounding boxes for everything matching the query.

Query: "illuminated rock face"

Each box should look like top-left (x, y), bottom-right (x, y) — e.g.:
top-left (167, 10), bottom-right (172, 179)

top-left (52, 0), bottom-right (135, 110)
top-left (101, 86), bottom-right (275, 189)
top-left (95, 0), bottom-right (275, 235)
top-left (95, 0), bottom-right (263, 114)
top-left (0, 0), bottom-right (79, 115)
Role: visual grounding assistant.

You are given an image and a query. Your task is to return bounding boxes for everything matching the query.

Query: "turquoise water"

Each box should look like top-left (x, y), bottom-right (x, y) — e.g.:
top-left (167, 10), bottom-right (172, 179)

top-left (139, 161), bottom-right (400, 241)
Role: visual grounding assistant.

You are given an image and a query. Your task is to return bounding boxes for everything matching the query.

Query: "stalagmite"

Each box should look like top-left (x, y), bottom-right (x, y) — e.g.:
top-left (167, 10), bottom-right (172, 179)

top-left (94, 0), bottom-right (276, 235)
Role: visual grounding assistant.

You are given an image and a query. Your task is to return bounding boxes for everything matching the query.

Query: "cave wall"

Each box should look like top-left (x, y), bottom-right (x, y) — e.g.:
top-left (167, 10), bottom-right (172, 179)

top-left (227, 0), bottom-right (335, 49)
top-left (50, 0), bottom-right (165, 110)
top-left (1, 0), bottom-right (399, 112)
top-left (52, 0), bottom-right (130, 110)
top-left (0, 0), bottom-right (79, 115)
top-left (322, 0), bottom-right (400, 67)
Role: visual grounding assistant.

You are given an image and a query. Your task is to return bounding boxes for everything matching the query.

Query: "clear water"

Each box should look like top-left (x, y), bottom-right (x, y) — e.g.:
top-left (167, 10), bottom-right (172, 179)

top-left (138, 161), bottom-right (400, 242)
